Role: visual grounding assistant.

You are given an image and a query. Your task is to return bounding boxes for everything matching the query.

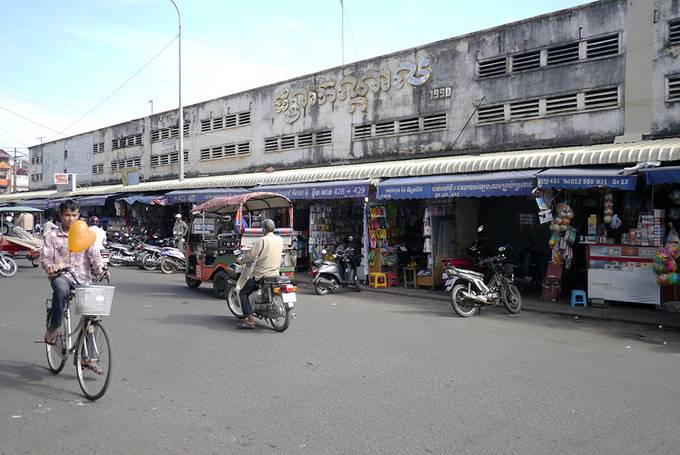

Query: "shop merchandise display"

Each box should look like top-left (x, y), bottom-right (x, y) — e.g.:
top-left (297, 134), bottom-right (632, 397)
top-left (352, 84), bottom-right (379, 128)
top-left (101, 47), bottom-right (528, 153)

top-left (621, 210), bottom-right (666, 246)
top-left (654, 225), bottom-right (680, 286)
top-left (367, 204), bottom-right (421, 272)
top-left (548, 202), bottom-right (576, 269)
top-left (418, 207), bottom-right (433, 276)
top-left (308, 202), bottom-right (363, 260)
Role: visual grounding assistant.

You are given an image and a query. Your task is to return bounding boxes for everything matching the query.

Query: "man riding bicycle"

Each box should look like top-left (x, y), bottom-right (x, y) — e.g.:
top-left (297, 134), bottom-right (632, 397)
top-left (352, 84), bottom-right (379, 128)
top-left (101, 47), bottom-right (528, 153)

top-left (41, 199), bottom-right (109, 372)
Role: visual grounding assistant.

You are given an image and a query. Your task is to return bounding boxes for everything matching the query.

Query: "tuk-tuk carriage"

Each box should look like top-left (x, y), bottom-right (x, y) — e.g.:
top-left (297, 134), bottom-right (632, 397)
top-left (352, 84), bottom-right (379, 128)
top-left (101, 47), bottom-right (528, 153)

top-left (0, 206), bottom-right (44, 267)
top-left (185, 192), bottom-right (295, 298)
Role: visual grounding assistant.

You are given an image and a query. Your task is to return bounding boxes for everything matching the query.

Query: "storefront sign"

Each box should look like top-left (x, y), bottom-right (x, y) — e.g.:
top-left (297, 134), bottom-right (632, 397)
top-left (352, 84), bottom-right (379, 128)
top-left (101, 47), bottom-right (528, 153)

top-left (192, 218), bottom-right (215, 234)
top-left (257, 182), bottom-right (369, 200)
top-left (377, 177), bottom-right (535, 200)
top-left (537, 174), bottom-right (637, 190)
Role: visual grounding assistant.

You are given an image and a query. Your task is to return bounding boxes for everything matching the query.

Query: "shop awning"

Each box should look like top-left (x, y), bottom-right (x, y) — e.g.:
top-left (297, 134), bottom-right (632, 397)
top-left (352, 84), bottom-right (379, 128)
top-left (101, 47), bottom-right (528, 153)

top-left (254, 180), bottom-right (371, 200)
top-left (536, 168), bottom-right (637, 190)
top-left (116, 195), bottom-right (167, 205)
top-left (640, 166), bottom-right (680, 185)
top-left (77, 195), bottom-right (108, 207)
top-left (20, 199), bottom-right (50, 209)
top-left (165, 188), bottom-right (248, 204)
top-left (376, 171), bottom-right (537, 200)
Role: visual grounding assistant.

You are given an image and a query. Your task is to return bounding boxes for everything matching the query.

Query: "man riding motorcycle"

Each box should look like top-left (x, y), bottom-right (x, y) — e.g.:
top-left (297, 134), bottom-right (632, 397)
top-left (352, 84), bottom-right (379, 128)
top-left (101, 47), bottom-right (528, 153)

top-left (238, 218), bottom-right (283, 329)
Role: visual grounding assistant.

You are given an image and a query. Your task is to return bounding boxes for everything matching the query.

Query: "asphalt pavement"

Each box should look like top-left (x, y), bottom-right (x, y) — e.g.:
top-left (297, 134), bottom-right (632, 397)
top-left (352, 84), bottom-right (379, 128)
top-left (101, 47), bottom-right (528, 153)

top-left (2, 263), bottom-right (680, 454)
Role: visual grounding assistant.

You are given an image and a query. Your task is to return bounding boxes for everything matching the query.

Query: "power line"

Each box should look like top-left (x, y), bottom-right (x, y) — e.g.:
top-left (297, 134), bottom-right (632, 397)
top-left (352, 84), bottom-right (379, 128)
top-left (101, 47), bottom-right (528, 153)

top-left (0, 104), bottom-right (63, 135)
top-left (49, 34), bottom-right (179, 141)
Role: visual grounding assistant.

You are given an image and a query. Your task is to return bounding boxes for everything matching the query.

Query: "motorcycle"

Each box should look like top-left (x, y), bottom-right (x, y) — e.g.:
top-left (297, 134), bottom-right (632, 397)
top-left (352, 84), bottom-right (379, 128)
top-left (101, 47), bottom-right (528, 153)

top-left (0, 249), bottom-right (18, 277)
top-left (225, 253), bottom-right (296, 332)
top-left (159, 248), bottom-right (186, 274)
top-left (311, 246), bottom-right (361, 295)
top-left (442, 226), bottom-right (522, 318)
top-left (107, 240), bottom-right (144, 267)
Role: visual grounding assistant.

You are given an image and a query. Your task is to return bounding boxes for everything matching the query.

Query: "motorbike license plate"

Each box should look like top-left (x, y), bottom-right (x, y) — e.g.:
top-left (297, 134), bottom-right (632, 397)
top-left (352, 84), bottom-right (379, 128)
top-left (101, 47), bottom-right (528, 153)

top-left (282, 292), bottom-right (296, 308)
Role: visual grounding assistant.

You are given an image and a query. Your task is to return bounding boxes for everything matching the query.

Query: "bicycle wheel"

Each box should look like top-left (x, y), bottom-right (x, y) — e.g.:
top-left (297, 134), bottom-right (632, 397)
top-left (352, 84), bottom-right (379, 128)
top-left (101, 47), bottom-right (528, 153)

top-left (76, 320), bottom-right (112, 401)
top-left (45, 303), bottom-right (68, 374)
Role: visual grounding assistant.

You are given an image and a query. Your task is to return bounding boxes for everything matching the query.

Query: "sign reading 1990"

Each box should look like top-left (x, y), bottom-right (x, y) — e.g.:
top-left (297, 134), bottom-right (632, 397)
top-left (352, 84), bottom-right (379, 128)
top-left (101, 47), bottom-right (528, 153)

top-left (429, 87), bottom-right (452, 100)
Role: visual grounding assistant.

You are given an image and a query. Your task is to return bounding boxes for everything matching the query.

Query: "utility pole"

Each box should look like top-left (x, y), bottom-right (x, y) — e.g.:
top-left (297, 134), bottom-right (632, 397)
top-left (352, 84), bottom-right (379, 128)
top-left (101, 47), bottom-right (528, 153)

top-left (340, 0), bottom-right (345, 67)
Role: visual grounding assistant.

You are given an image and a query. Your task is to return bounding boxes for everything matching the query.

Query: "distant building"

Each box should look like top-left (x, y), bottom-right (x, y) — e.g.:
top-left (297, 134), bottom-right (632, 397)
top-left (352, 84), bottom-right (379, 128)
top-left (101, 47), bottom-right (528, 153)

top-left (0, 149), bottom-right (11, 194)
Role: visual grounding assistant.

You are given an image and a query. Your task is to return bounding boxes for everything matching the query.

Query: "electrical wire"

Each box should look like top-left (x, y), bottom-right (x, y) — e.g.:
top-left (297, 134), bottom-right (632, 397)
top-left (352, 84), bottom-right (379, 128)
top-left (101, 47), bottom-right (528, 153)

top-left (0, 105), bottom-right (63, 135)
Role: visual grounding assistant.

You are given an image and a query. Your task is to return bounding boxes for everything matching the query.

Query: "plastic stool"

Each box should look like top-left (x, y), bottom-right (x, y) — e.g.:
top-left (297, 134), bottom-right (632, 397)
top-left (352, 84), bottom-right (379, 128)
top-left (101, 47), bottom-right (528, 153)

top-left (368, 273), bottom-right (387, 289)
top-left (571, 290), bottom-right (587, 307)
top-left (385, 272), bottom-right (399, 287)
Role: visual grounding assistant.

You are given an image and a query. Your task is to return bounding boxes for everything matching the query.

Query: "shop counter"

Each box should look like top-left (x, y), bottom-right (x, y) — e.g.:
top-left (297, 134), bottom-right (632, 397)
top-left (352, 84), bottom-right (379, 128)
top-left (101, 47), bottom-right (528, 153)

top-left (587, 244), bottom-right (660, 306)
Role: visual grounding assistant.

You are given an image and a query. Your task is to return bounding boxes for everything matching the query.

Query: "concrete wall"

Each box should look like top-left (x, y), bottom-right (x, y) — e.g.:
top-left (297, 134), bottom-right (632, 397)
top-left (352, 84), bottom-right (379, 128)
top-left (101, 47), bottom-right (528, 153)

top-left (652, 0), bottom-right (680, 137)
top-left (27, 0), bottom-right (680, 190)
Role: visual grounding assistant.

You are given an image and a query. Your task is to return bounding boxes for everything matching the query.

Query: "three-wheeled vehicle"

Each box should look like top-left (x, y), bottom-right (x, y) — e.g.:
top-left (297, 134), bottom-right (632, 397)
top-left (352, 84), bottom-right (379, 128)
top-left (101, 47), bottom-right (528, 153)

top-left (185, 192), bottom-right (296, 297)
top-left (0, 206), bottom-right (44, 267)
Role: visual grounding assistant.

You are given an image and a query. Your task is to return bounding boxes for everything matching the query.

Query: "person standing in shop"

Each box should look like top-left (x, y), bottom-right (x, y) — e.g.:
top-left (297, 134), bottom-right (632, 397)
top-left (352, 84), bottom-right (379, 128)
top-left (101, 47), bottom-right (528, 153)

top-left (173, 214), bottom-right (189, 251)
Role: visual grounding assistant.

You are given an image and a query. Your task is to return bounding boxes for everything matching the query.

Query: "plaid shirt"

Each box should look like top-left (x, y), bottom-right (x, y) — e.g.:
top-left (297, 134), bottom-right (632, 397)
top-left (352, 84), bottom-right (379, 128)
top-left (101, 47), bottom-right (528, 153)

top-left (40, 226), bottom-right (104, 285)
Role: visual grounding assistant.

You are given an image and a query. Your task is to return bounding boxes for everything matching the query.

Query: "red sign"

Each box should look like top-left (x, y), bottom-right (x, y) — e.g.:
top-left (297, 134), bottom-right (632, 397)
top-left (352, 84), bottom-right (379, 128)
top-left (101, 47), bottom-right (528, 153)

top-left (54, 173), bottom-right (69, 185)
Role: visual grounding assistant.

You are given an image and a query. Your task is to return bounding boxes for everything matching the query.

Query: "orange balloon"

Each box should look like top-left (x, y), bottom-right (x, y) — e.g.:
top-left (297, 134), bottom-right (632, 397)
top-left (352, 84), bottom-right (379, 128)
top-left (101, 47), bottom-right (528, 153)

top-left (68, 220), bottom-right (96, 253)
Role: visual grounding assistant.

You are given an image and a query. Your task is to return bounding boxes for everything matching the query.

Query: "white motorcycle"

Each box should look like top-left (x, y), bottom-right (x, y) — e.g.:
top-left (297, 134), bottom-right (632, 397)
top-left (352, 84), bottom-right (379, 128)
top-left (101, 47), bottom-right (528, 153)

top-left (159, 248), bottom-right (186, 274)
top-left (0, 250), bottom-right (18, 277)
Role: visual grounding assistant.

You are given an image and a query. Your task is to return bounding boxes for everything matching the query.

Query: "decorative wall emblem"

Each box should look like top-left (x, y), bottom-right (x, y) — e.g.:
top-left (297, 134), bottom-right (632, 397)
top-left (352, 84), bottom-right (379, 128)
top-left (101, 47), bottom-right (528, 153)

top-left (273, 58), bottom-right (433, 124)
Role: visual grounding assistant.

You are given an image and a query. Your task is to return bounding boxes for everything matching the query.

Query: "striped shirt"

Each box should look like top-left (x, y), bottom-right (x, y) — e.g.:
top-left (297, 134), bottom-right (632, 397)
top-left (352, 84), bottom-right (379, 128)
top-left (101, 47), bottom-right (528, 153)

top-left (40, 226), bottom-right (104, 285)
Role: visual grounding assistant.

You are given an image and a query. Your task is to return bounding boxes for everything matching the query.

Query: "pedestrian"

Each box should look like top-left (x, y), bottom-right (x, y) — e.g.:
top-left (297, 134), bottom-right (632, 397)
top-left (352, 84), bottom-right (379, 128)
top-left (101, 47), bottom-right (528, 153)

top-left (87, 216), bottom-right (106, 259)
top-left (173, 214), bottom-right (189, 250)
top-left (42, 217), bottom-right (58, 237)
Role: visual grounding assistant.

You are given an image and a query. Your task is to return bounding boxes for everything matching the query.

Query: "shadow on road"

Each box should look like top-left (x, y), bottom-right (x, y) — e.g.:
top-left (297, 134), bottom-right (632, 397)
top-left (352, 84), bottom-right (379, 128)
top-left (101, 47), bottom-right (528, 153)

top-left (0, 359), bottom-right (83, 401)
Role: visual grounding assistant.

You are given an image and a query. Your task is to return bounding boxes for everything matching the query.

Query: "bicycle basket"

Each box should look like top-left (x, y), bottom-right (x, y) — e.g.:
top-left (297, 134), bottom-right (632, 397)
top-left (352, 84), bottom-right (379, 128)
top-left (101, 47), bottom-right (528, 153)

top-left (74, 285), bottom-right (115, 316)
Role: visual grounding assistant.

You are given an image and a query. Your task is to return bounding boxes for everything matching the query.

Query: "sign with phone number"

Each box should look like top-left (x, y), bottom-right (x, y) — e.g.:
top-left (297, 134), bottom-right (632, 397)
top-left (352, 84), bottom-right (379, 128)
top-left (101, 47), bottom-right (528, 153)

top-left (537, 175), bottom-right (637, 190)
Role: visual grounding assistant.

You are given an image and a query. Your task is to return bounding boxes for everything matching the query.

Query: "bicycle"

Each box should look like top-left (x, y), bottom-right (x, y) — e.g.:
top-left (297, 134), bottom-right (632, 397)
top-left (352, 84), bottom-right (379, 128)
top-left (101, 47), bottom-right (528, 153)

top-left (44, 268), bottom-right (114, 401)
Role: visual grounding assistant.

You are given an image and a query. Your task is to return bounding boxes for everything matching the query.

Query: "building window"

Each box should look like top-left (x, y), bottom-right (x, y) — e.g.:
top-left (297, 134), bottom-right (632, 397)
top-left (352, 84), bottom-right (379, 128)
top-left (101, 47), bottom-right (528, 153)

top-left (112, 134), bottom-right (142, 150)
top-left (150, 150), bottom-right (189, 167)
top-left (352, 114), bottom-right (447, 141)
top-left (91, 164), bottom-right (104, 174)
top-left (31, 173), bottom-right (43, 182)
top-left (199, 142), bottom-right (250, 161)
top-left (510, 50), bottom-right (540, 73)
top-left (668, 75), bottom-right (680, 102)
top-left (151, 123), bottom-right (190, 142)
top-left (200, 111), bottom-right (251, 133)
top-left (111, 157), bottom-right (141, 173)
top-left (92, 142), bottom-right (105, 154)
top-left (264, 130), bottom-right (334, 152)
top-left (669, 20), bottom-right (680, 46)
top-left (64, 150), bottom-right (68, 160)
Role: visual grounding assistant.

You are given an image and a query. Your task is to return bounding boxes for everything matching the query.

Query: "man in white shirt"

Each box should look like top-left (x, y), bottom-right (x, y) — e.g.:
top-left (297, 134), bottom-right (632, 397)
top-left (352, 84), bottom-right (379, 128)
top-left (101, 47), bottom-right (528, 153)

top-left (88, 216), bottom-right (107, 260)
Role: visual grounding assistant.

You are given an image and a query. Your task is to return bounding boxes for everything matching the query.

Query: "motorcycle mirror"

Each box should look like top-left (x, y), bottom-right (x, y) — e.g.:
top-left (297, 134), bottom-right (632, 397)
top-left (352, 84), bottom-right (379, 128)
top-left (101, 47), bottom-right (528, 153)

top-left (477, 225), bottom-right (484, 232)
top-left (348, 236), bottom-right (354, 242)
top-left (321, 249), bottom-right (327, 255)
top-left (498, 246), bottom-right (506, 253)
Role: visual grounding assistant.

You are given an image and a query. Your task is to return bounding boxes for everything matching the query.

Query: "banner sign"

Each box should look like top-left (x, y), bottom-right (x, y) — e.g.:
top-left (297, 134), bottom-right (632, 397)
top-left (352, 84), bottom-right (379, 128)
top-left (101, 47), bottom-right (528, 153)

top-left (54, 173), bottom-right (69, 185)
top-left (536, 170), bottom-right (637, 190)
top-left (257, 182), bottom-right (370, 200)
top-left (377, 177), bottom-right (535, 200)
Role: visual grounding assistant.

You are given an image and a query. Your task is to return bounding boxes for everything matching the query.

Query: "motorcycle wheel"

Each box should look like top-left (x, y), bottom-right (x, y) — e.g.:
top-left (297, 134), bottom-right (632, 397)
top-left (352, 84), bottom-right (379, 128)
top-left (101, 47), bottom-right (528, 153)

top-left (269, 295), bottom-right (291, 332)
top-left (450, 284), bottom-right (478, 318)
top-left (212, 270), bottom-right (229, 298)
top-left (226, 287), bottom-right (246, 319)
top-left (136, 252), bottom-right (148, 269)
top-left (185, 276), bottom-right (201, 288)
top-left (142, 254), bottom-right (158, 271)
top-left (108, 253), bottom-right (124, 267)
top-left (502, 284), bottom-right (522, 314)
top-left (313, 276), bottom-right (338, 295)
top-left (354, 278), bottom-right (361, 292)
top-left (159, 258), bottom-right (175, 274)
top-left (0, 256), bottom-right (18, 277)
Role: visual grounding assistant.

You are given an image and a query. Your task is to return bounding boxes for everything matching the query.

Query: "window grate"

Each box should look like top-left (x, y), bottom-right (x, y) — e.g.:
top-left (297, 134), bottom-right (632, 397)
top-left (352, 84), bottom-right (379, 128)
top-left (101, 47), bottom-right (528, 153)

top-left (509, 99), bottom-right (540, 120)
top-left (583, 87), bottom-right (619, 110)
top-left (374, 121), bottom-right (395, 136)
top-left (315, 130), bottom-right (332, 145)
top-left (92, 143), bottom-right (104, 154)
top-left (670, 20), bottom-right (680, 45)
top-left (353, 124), bottom-right (372, 140)
top-left (211, 146), bottom-right (223, 160)
top-left (223, 144), bottom-right (236, 158)
top-left (478, 57), bottom-right (507, 79)
top-left (151, 131), bottom-right (160, 141)
top-left (545, 93), bottom-right (578, 115)
top-left (237, 142), bottom-right (250, 156)
top-left (238, 112), bottom-right (251, 125)
top-left (668, 76), bottom-right (680, 101)
top-left (547, 42), bottom-right (580, 65)
top-left (398, 117), bottom-right (420, 134)
top-left (422, 113), bottom-right (447, 131)
top-left (169, 152), bottom-right (179, 164)
top-left (200, 148), bottom-right (211, 160)
top-left (511, 50), bottom-right (541, 72)
top-left (150, 156), bottom-right (159, 167)
top-left (264, 137), bottom-right (279, 152)
top-left (160, 155), bottom-right (169, 166)
top-left (200, 119), bottom-right (211, 132)
top-left (477, 104), bottom-right (505, 124)
top-left (212, 117), bottom-right (224, 130)
top-left (224, 114), bottom-right (237, 128)
top-left (280, 135), bottom-right (295, 150)
top-left (297, 133), bottom-right (313, 147)
top-left (91, 164), bottom-right (104, 174)
top-left (586, 34), bottom-right (619, 59)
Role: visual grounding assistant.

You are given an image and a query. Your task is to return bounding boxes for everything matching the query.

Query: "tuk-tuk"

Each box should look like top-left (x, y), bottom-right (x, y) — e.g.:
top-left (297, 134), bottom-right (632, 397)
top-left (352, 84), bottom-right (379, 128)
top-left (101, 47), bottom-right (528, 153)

top-left (0, 206), bottom-right (44, 267)
top-left (185, 192), bottom-right (295, 297)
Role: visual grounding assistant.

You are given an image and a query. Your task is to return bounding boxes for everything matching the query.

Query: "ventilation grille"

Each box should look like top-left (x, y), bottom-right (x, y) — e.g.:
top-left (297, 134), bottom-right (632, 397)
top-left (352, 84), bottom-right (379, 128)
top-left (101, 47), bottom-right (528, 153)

top-left (280, 135), bottom-right (295, 150)
top-left (199, 142), bottom-right (250, 161)
top-left (374, 121), bottom-right (395, 137)
top-left (238, 112), bottom-right (251, 125)
top-left (586, 34), bottom-right (619, 59)
top-left (509, 99), bottom-right (540, 120)
top-left (112, 134), bottom-right (142, 150)
top-left (224, 114), bottom-right (237, 129)
top-left (511, 50), bottom-right (540, 72)
top-left (201, 119), bottom-right (211, 132)
top-left (316, 130), bottom-right (332, 145)
top-left (547, 42), bottom-right (580, 65)
top-left (297, 133), bottom-right (313, 147)
top-left (200, 111), bottom-right (250, 133)
top-left (478, 57), bottom-right (506, 79)
top-left (111, 157), bottom-right (141, 172)
top-left (353, 124), bottom-right (372, 140)
top-left (151, 151), bottom-right (187, 167)
top-left (92, 143), bottom-right (104, 154)
top-left (583, 87), bottom-right (619, 110)
top-left (668, 76), bottom-right (680, 101)
top-left (91, 164), bottom-right (104, 174)
top-left (264, 138), bottom-right (279, 152)
top-left (422, 113), bottom-right (447, 131)
top-left (398, 117), bottom-right (420, 134)
top-left (212, 118), bottom-right (224, 130)
top-left (545, 93), bottom-right (578, 115)
top-left (669, 21), bottom-right (680, 45)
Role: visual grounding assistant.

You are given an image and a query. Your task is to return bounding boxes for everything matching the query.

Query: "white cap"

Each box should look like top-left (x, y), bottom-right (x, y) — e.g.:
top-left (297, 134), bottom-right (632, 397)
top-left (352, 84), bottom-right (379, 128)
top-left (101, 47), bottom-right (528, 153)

top-left (175, 214), bottom-right (182, 219)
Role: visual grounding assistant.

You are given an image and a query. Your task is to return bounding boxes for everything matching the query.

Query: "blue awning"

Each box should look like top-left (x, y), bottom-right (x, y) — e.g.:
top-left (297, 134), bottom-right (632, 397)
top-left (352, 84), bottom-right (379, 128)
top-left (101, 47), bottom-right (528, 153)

top-left (165, 188), bottom-right (248, 204)
top-left (641, 166), bottom-right (680, 185)
top-left (376, 171), bottom-right (537, 200)
top-left (116, 195), bottom-right (165, 205)
top-left (21, 199), bottom-right (50, 209)
top-left (77, 195), bottom-right (108, 207)
top-left (255, 179), bottom-right (370, 200)
top-left (537, 168), bottom-right (637, 190)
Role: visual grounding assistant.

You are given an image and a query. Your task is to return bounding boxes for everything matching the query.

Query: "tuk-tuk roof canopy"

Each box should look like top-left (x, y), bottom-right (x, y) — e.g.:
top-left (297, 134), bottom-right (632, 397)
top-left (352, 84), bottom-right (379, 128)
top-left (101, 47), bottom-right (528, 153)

top-left (0, 206), bottom-right (44, 213)
top-left (193, 192), bottom-right (292, 215)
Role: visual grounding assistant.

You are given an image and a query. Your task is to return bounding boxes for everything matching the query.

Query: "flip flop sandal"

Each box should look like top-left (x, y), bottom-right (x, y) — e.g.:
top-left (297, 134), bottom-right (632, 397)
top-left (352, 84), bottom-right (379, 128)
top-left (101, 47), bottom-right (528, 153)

top-left (81, 361), bottom-right (104, 375)
top-left (44, 336), bottom-right (57, 346)
top-left (238, 321), bottom-right (256, 329)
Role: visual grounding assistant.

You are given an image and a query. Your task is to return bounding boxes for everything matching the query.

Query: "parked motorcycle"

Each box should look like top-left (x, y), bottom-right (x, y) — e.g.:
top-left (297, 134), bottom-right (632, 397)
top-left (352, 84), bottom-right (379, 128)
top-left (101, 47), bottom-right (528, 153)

top-left (312, 246), bottom-right (361, 295)
top-left (159, 248), bottom-right (186, 274)
top-left (0, 250), bottom-right (18, 277)
top-left (107, 241), bottom-right (143, 267)
top-left (442, 226), bottom-right (522, 317)
top-left (225, 254), bottom-right (296, 332)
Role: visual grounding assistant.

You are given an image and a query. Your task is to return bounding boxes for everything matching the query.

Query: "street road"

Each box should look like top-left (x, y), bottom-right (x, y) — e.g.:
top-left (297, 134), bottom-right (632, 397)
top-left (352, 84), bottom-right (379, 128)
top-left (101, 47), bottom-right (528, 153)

top-left (2, 264), bottom-right (680, 454)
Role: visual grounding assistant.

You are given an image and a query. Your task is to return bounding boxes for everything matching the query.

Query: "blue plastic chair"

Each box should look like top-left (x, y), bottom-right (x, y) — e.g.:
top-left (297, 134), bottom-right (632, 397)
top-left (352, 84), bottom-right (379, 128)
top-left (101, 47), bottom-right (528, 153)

top-left (571, 290), bottom-right (587, 307)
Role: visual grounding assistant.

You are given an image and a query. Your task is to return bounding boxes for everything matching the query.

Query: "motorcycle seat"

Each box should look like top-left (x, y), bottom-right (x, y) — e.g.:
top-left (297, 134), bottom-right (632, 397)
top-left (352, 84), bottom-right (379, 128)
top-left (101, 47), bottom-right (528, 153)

top-left (451, 267), bottom-right (484, 278)
top-left (260, 276), bottom-right (288, 285)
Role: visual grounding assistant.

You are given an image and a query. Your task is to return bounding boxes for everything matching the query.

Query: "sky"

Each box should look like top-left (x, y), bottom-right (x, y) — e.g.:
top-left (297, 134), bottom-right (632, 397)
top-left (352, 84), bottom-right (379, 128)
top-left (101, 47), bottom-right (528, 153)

top-left (0, 0), bottom-right (590, 159)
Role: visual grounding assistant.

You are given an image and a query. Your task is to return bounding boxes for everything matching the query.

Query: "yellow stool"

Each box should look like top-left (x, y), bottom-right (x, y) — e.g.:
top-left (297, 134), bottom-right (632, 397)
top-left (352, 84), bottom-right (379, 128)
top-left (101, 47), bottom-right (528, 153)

top-left (369, 273), bottom-right (387, 289)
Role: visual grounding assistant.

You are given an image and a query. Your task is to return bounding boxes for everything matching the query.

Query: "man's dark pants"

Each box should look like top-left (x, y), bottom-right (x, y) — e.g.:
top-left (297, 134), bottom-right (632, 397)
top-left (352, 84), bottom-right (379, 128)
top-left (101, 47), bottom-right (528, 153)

top-left (49, 276), bottom-right (74, 329)
top-left (239, 277), bottom-right (258, 316)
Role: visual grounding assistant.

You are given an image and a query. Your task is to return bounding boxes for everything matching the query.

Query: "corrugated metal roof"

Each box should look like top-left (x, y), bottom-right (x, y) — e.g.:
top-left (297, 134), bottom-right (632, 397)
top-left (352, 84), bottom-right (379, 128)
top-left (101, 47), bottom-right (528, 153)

top-left (2, 138), bottom-right (680, 203)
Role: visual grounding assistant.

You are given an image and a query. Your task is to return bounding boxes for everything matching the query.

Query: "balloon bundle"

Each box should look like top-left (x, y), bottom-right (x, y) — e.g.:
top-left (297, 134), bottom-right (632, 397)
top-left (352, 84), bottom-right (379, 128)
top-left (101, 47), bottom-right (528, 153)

top-left (654, 242), bottom-right (680, 286)
top-left (603, 192), bottom-right (614, 225)
top-left (549, 202), bottom-right (574, 234)
top-left (548, 203), bottom-right (576, 268)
